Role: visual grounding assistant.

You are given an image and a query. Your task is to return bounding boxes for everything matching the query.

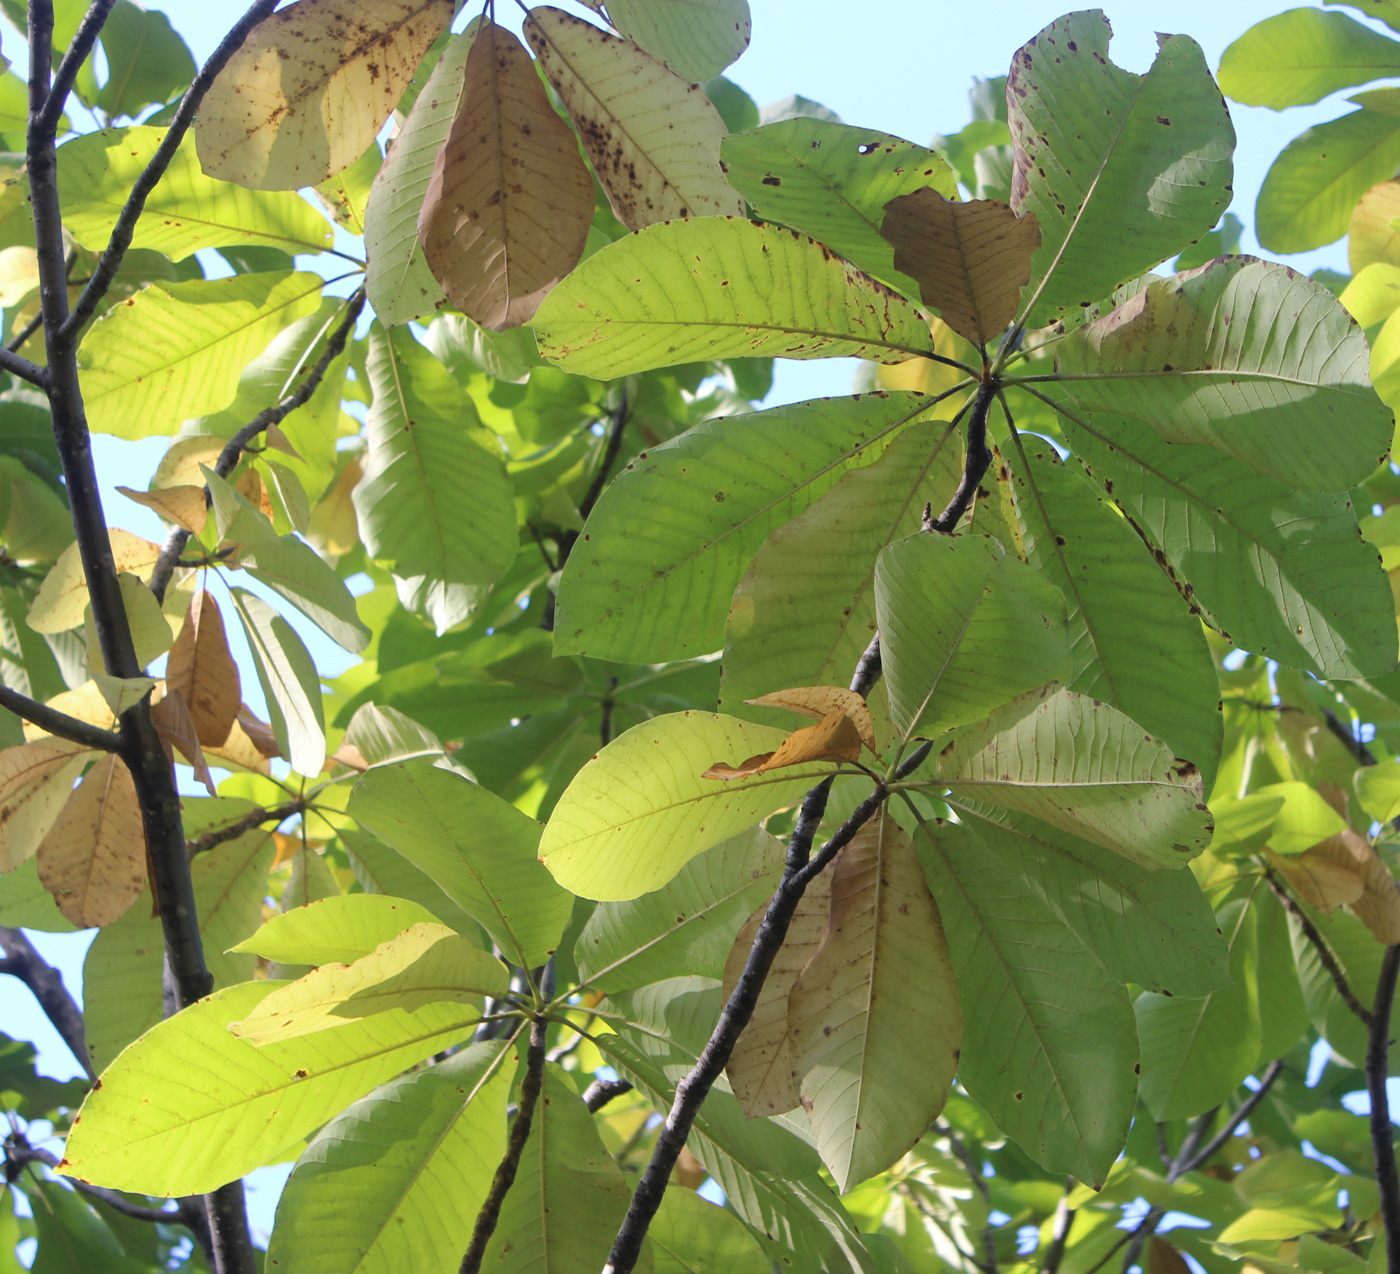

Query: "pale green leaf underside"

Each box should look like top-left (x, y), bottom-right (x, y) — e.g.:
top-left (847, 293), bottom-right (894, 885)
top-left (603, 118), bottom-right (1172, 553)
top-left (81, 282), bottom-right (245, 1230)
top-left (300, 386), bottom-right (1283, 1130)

top-left (232, 893), bottom-right (443, 965)
top-left (231, 587), bottom-right (325, 778)
top-left (238, 530), bottom-right (372, 653)
top-left (532, 217), bottom-right (938, 379)
top-left (556, 392), bottom-right (939, 663)
top-left (606, 0), bottom-right (749, 83)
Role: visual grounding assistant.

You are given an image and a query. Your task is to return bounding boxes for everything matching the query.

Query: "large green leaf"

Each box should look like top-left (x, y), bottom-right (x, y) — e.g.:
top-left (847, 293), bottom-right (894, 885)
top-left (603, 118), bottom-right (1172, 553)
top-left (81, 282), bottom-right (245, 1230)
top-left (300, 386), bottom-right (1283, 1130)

top-left (875, 532), bottom-right (1069, 741)
top-left (720, 118), bottom-right (955, 294)
top-left (539, 712), bottom-right (828, 900)
top-left (231, 587), bottom-right (326, 777)
top-left (916, 819), bottom-right (1137, 1187)
top-left (1063, 410), bottom-right (1397, 679)
top-left (231, 893), bottom-right (444, 966)
top-left (1006, 11), bottom-right (1233, 324)
top-left (720, 416), bottom-right (964, 748)
top-left (1256, 98), bottom-right (1400, 252)
top-left (532, 218), bottom-right (939, 379)
top-left (650, 1188), bottom-right (770, 1274)
top-left (1219, 9), bottom-right (1400, 108)
top-left (237, 530), bottom-right (372, 654)
top-left (354, 325), bottom-right (517, 590)
top-left (59, 980), bottom-right (481, 1195)
top-left (604, 0), bottom-right (749, 82)
top-left (574, 826), bottom-right (783, 994)
top-left (482, 1062), bottom-right (650, 1274)
top-left (60, 128), bottom-right (332, 260)
top-left (90, 0), bottom-right (195, 119)
top-left (556, 392), bottom-right (938, 662)
top-left (78, 272), bottom-right (325, 438)
top-left (1054, 258), bottom-right (1391, 492)
top-left (348, 758), bottom-right (571, 968)
top-left (934, 686), bottom-right (1214, 870)
top-left (1005, 442), bottom-right (1222, 790)
top-left (266, 1043), bottom-right (511, 1274)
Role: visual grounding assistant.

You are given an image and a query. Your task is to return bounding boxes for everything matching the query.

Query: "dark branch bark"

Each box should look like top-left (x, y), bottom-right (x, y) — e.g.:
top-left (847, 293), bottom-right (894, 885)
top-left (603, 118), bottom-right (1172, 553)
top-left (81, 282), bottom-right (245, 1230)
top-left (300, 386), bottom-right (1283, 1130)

top-left (1038, 1182), bottom-right (1076, 1274)
top-left (1324, 708), bottom-right (1378, 767)
top-left (1184, 1059), bottom-right (1283, 1172)
top-left (1263, 862), bottom-right (1373, 1025)
top-left (1369, 944), bottom-right (1400, 1273)
top-left (0, 926), bottom-right (93, 1078)
top-left (149, 286), bottom-right (366, 602)
top-left (583, 1078), bottom-right (632, 1113)
top-left (37, 0), bottom-right (116, 135)
top-left (0, 684), bottom-right (121, 752)
top-left (0, 342), bottom-right (45, 385)
top-left (923, 380), bottom-right (993, 533)
top-left (9, 1140), bottom-right (174, 1221)
top-left (186, 800), bottom-right (305, 856)
top-left (459, 1018), bottom-right (547, 1274)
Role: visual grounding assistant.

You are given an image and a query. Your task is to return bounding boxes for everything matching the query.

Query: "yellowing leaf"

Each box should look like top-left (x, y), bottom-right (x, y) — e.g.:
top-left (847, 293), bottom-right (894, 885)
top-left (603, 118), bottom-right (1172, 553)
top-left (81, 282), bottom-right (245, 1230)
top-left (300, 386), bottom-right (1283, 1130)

top-left (880, 190), bottom-right (1041, 346)
top-left (746, 686), bottom-right (877, 754)
top-left (28, 529), bottom-right (161, 633)
top-left (36, 754), bottom-right (146, 927)
top-left (83, 573), bottom-right (172, 674)
top-left (116, 483), bottom-right (207, 535)
top-left (1350, 179), bottom-right (1400, 272)
top-left (89, 670), bottom-right (157, 717)
top-left (154, 436), bottom-right (224, 489)
top-left (524, 6), bottom-right (742, 230)
top-left (166, 589), bottom-right (241, 750)
top-left (0, 245), bottom-right (39, 305)
top-left (21, 684), bottom-right (118, 742)
top-left (1266, 847), bottom-right (1364, 912)
top-left (702, 708), bottom-right (862, 779)
top-left (0, 742), bottom-right (91, 872)
top-left (196, 0), bottom-right (455, 190)
top-left (150, 687), bottom-right (216, 797)
top-left (418, 22), bottom-right (593, 331)
top-left (1312, 829), bottom-right (1400, 943)
top-left (229, 922), bottom-right (509, 1043)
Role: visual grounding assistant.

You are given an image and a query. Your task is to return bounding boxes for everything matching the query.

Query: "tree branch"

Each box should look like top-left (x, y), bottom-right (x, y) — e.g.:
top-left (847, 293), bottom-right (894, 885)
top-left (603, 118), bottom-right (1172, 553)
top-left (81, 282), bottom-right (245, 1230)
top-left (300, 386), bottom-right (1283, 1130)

top-left (1263, 861), bottom-right (1373, 1025)
top-left (148, 286), bottom-right (366, 602)
top-left (1324, 707), bottom-right (1378, 767)
top-left (0, 926), bottom-right (93, 1078)
top-left (583, 1078), bottom-right (632, 1113)
top-left (186, 799), bottom-right (305, 856)
top-left (37, 0), bottom-right (116, 135)
top-left (1183, 1059), bottom-right (1283, 1174)
top-left (1369, 944), bottom-right (1400, 1273)
top-left (0, 342), bottom-right (46, 386)
top-left (923, 380), bottom-right (993, 533)
top-left (459, 1018), bottom-right (547, 1274)
top-left (0, 684), bottom-right (121, 752)
top-left (60, 0), bottom-right (282, 339)
top-left (1038, 1181), bottom-right (1076, 1274)
top-left (942, 1125), bottom-right (998, 1274)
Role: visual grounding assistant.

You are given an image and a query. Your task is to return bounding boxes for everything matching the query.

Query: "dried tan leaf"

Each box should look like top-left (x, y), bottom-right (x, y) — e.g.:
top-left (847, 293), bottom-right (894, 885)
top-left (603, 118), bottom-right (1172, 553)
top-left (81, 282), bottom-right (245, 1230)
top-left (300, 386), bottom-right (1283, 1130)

top-left (524, 6), bottom-right (741, 231)
top-left (237, 706), bottom-right (282, 759)
top-left (1350, 180), bottom-right (1400, 273)
top-left (0, 742), bottom-right (91, 872)
top-left (196, 0), bottom-right (455, 190)
top-left (166, 589), bottom-right (241, 749)
top-left (306, 456), bottom-right (362, 559)
top-left (116, 484), bottom-right (208, 535)
top-left (234, 468), bottom-right (275, 525)
top-left (330, 742), bottom-right (370, 772)
top-left (154, 436), bottom-right (224, 488)
top-left (1266, 847), bottom-right (1364, 913)
top-left (151, 687), bottom-right (216, 796)
top-left (703, 709), bottom-right (862, 780)
top-left (1148, 1238), bottom-right (1192, 1274)
top-left (746, 686), bottom-right (876, 754)
top-left (1311, 829), bottom-right (1400, 944)
top-left (36, 754), bottom-right (147, 927)
top-left (722, 868), bottom-right (834, 1118)
top-left (28, 529), bottom-right (161, 633)
top-left (881, 189), bottom-right (1041, 346)
top-left (263, 424), bottom-right (302, 461)
top-left (418, 22), bottom-right (594, 331)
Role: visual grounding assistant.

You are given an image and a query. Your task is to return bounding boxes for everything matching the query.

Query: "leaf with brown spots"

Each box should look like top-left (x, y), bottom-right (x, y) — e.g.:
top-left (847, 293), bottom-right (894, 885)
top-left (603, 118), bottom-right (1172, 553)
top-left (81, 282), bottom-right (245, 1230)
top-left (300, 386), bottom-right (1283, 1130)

top-left (702, 707), bottom-right (861, 779)
top-left (746, 686), bottom-right (877, 753)
top-left (196, 0), bottom-right (455, 190)
top-left (165, 590), bottom-right (241, 750)
top-left (36, 754), bottom-right (147, 928)
top-left (523, 6), bottom-right (742, 231)
top-left (0, 741), bottom-right (92, 872)
top-left (880, 189), bottom-right (1040, 346)
top-left (418, 23), bottom-right (594, 331)
top-left (116, 483), bottom-right (208, 536)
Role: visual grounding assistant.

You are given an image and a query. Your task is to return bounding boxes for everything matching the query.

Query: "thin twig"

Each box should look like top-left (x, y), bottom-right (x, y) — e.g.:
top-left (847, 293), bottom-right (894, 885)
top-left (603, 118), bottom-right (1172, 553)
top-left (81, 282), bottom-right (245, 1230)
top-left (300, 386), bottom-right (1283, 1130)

top-left (0, 926), bottom-right (93, 1078)
top-left (1038, 1181), bottom-right (1076, 1274)
top-left (923, 380), bottom-right (993, 533)
top-left (897, 1180), bottom-right (991, 1274)
top-left (37, 0), bottom-right (115, 134)
top-left (186, 800), bottom-right (305, 856)
top-left (942, 1125), bottom-right (998, 1274)
top-left (1184, 1060), bottom-right (1283, 1172)
top-left (1324, 708), bottom-right (1378, 767)
top-left (459, 1018), bottom-right (547, 1274)
top-left (1263, 861), bottom-right (1372, 1025)
top-left (148, 287), bottom-right (366, 602)
top-left (0, 684), bottom-right (121, 752)
top-left (583, 1078), bottom-right (633, 1113)
top-left (6, 309), bottom-right (43, 354)
top-left (8, 1138), bottom-right (175, 1221)
top-left (1369, 944), bottom-right (1400, 1273)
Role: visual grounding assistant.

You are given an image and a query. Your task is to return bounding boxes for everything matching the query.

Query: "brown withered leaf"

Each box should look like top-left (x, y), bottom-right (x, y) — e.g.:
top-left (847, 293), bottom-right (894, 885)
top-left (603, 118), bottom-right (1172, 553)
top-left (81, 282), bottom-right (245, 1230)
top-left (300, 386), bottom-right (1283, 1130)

top-left (151, 687), bottom-right (216, 797)
top-left (881, 189), bottom-right (1041, 346)
top-left (235, 468), bottom-right (275, 524)
top-left (1312, 829), bottom-right (1400, 944)
top-left (166, 590), bottom-right (241, 749)
top-left (117, 484), bottom-right (208, 536)
top-left (746, 686), bottom-right (877, 754)
top-left (418, 22), bottom-right (594, 331)
top-left (1148, 1238), bottom-right (1192, 1274)
top-left (237, 706), bottom-right (282, 759)
top-left (702, 709), bottom-right (862, 780)
top-left (0, 742), bottom-right (92, 871)
top-left (721, 867), bottom-right (834, 1118)
top-left (36, 754), bottom-right (147, 927)
top-left (1265, 847), bottom-right (1364, 913)
top-left (263, 424), bottom-right (302, 461)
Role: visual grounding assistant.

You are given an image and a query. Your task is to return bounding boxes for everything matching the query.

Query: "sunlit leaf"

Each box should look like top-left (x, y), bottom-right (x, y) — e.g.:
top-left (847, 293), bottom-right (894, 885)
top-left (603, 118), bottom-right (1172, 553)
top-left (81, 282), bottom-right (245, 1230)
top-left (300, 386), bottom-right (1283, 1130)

top-left (28, 529), bottom-right (160, 633)
top-left (0, 741), bottom-right (90, 872)
top-left (165, 589), bottom-right (240, 749)
top-left (702, 707), bottom-right (862, 778)
top-left (746, 686), bottom-right (876, 753)
top-left (1350, 179), bottom-right (1400, 271)
top-left (1219, 9), bottom-right (1400, 108)
top-left (605, 0), bottom-right (749, 83)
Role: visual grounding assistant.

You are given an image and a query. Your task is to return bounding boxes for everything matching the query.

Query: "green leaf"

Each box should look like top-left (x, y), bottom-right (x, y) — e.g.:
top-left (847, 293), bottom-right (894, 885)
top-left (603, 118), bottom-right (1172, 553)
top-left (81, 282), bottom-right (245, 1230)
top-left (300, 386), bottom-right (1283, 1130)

top-left (78, 272), bottom-right (325, 438)
top-left (1219, 9), bottom-right (1400, 108)
top-left (91, 0), bottom-right (195, 119)
top-left (1136, 893), bottom-right (1264, 1120)
top-left (230, 893), bottom-right (444, 965)
top-left (575, 826), bottom-right (783, 994)
top-left (951, 804), bottom-right (1229, 997)
top-left (604, 0), bottom-right (749, 82)
top-left (916, 819), bottom-right (1137, 1188)
top-left (556, 392), bottom-right (938, 662)
top-left (60, 980), bottom-right (481, 1195)
top-left (1054, 258), bottom-right (1392, 492)
top-left (1063, 410), bottom-right (1397, 679)
top-left (1211, 781), bottom-right (1349, 857)
top-left (341, 827), bottom-right (480, 935)
top-left (532, 218), bottom-right (938, 379)
top-left (539, 711), bottom-right (827, 900)
top-left (26, 1176), bottom-right (151, 1274)
top-left (1291, 900), bottom-right (1395, 1067)
top-left (1256, 101), bottom-right (1400, 253)
top-left (230, 587), bottom-right (326, 777)
top-left (720, 119), bottom-right (956, 293)
top-left (355, 325), bottom-right (518, 589)
top-left (237, 532), bottom-right (371, 654)
top-left (650, 1187), bottom-right (771, 1274)
top-left (61, 126), bottom-right (333, 260)
top-left (720, 416), bottom-right (964, 749)
top-left (1006, 442), bottom-right (1223, 790)
top-left (935, 686), bottom-right (1214, 871)
top-left (875, 532), bottom-right (1069, 741)
top-left (1357, 760), bottom-right (1400, 822)
top-left (348, 757), bottom-right (571, 968)
top-left (343, 702), bottom-right (442, 767)
top-left (1007, 12), bottom-right (1234, 324)
top-left (266, 1043), bottom-right (511, 1274)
